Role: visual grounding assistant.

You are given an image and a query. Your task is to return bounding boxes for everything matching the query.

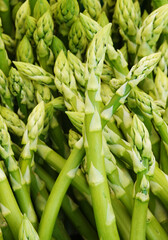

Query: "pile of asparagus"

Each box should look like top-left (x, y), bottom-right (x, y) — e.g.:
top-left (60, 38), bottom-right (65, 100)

top-left (0, 0), bottom-right (168, 239)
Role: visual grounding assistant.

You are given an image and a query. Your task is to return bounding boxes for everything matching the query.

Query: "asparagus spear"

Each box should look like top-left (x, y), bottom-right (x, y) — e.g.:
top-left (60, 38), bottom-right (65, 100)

top-left (16, 35), bottom-right (34, 64)
top-left (68, 18), bottom-right (88, 60)
top-left (0, 69), bottom-right (13, 110)
top-left (83, 23), bottom-right (120, 240)
top-left (0, 115), bottom-right (38, 228)
top-left (130, 114), bottom-right (155, 240)
top-left (114, 0), bottom-right (141, 61)
top-left (52, 0), bottom-right (79, 37)
top-left (101, 52), bottom-right (161, 127)
top-left (81, 0), bottom-right (101, 20)
top-left (15, 0), bottom-right (31, 40)
top-left (19, 101), bottom-right (45, 187)
top-left (38, 138), bottom-right (85, 240)
top-left (33, 10), bottom-right (54, 73)
top-left (13, 61), bottom-right (55, 90)
top-left (18, 215), bottom-right (39, 240)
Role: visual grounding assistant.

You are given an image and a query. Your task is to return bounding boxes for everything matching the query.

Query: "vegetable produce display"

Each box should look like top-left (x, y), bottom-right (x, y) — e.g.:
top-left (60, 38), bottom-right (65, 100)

top-left (0, 0), bottom-right (168, 239)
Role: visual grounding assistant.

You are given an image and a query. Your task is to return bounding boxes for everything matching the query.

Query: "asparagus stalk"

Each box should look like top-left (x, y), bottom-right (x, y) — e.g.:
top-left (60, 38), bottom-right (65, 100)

top-left (0, 115), bottom-right (38, 228)
top-left (19, 101), bottom-right (45, 187)
top-left (83, 24), bottom-right (120, 240)
top-left (0, 162), bottom-right (23, 239)
top-left (35, 162), bottom-right (98, 240)
top-left (130, 115), bottom-right (155, 240)
top-left (38, 137), bottom-right (85, 240)
top-left (16, 35), bottom-right (34, 64)
top-left (52, 0), bottom-right (79, 37)
top-left (15, 0), bottom-right (31, 40)
top-left (101, 52), bottom-right (161, 127)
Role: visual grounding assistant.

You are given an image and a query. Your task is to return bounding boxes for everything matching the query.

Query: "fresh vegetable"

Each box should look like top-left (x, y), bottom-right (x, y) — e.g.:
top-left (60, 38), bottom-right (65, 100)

top-left (0, 1), bottom-right (168, 240)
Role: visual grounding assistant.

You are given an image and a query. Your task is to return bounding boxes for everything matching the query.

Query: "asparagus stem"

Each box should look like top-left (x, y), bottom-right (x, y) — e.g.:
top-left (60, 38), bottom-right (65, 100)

top-left (0, 162), bottom-right (23, 240)
top-left (35, 163), bottom-right (98, 240)
top-left (38, 138), bottom-right (85, 240)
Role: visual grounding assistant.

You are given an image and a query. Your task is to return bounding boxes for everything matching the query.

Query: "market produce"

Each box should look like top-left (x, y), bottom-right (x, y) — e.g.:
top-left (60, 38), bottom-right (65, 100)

top-left (0, 0), bottom-right (168, 239)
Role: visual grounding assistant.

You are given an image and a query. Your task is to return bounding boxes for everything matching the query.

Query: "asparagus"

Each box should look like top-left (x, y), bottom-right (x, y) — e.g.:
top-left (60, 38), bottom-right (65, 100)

top-left (101, 52), bottom-right (161, 127)
top-left (50, 35), bottom-right (67, 60)
top-left (0, 69), bottom-right (13, 110)
top-left (8, 67), bottom-right (35, 120)
top-left (16, 35), bottom-right (34, 63)
top-left (68, 18), bottom-right (88, 59)
top-left (130, 115), bottom-right (155, 240)
top-left (0, 0), bottom-right (14, 36)
top-left (33, 10), bottom-right (54, 73)
top-left (15, 0), bottom-right (31, 40)
top-left (19, 215), bottom-right (39, 240)
top-left (13, 61), bottom-right (55, 90)
top-left (19, 101), bottom-right (45, 187)
top-left (114, 0), bottom-right (141, 61)
top-left (136, 4), bottom-right (168, 60)
top-left (0, 105), bottom-right (25, 137)
top-left (81, 0), bottom-right (101, 20)
top-left (0, 162), bottom-right (23, 240)
top-left (83, 24), bottom-right (120, 240)
top-left (34, 163), bottom-right (98, 240)
top-left (54, 50), bottom-right (85, 112)
top-left (33, 0), bottom-right (50, 20)
top-left (0, 115), bottom-right (38, 228)
top-left (0, 31), bottom-right (11, 76)
top-left (38, 138), bottom-right (85, 240)
top-left (79, 13), bottom-right (129, 79)
top-left (1, 33), bottom-right (16, 57)
top-left (52, 0), bottom-right (80, 37)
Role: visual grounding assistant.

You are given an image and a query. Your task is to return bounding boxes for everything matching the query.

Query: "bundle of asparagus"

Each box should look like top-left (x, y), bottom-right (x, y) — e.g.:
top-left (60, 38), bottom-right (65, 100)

top-left (0, 0), bottom-right (168, 239)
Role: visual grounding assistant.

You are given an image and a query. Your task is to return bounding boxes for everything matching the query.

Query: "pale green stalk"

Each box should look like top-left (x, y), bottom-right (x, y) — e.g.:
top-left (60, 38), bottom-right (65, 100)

top-left (130, 115), bottom-right (155, 240)
top-left (34, 163), bottom-right (98, 240)
top-left (38, 138), bottom-right (85, 240)
top-left (19, 101), bottom-right (45, 187)
top-left (15, 0), bottom-right (31, 40)
top-left (83, 24), bottom-right (119, 240)
top-left (0, 162), bottom-right (23, 240)
top-left (36, 136), bottom-right (168, 240)
top-left (128, 86), bottom-right (168, 145)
